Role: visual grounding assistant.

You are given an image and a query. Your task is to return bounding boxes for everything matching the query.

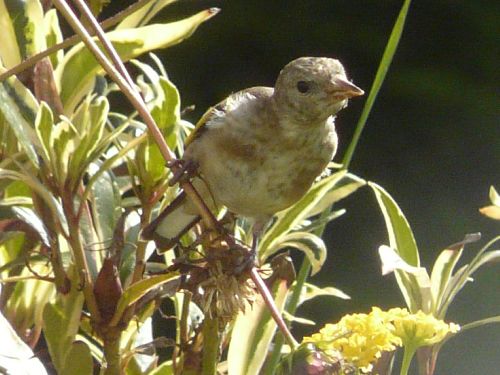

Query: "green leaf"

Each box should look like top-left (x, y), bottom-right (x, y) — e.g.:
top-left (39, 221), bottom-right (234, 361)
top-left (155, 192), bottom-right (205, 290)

top-left (265, 232), bottom-right (327, 275)
top-left (34, 102), bottom-right (54, 164)
top-left (370, 182), bottom-right (419, 266)
top-left (0, 310), bottom-right (48, 374)
top-left (89, 166), bottom-right (122, 246)
top-left (260, 171), bottom-right (362, 262)
top-left (0, 70), bottom-right (41, 167)
top-left (110, 272), bottom-right (180, 326)
top-left (117, 0), bottom-right (177, 29)
top-left (0, 168), bottom-right (68, 235)
top-left (227, 260), bottom-right (293, 375)
top-left (0, 0), bottom-right (46, 67)
top-left (43, 269), bottom-right (85, 374)
top-left (300, 283), bottom-right (350, 305)
top-left (430, 233), bottom-right (480, 315)
top-left (438, 236), bottom-right (500, 317)
top-left (370, 182), bottom-right (426, 312)
top-left (60, 341), bottom-right (93, 375)
top-left (68, 96), bottom-right (109, 184)
top-left (378, 245), bottom-right (432, 312)
top-left (306, 174), bottom-right (365, 218)
top-left (12, 206), bottom-right (49, 247)
top-left (148, 361), bottom-right (174, 375)
top-left (43, 9), bottom-right (64, 68)
top-left (50, 118), bottom-right (79, 184)
top-left (55, 8), bottom-right (219, 112)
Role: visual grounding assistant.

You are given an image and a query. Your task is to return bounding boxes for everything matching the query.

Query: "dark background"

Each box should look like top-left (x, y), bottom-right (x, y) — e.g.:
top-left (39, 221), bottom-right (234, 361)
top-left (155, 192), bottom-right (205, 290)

top-left (110, 1), bottom-right (499, 373)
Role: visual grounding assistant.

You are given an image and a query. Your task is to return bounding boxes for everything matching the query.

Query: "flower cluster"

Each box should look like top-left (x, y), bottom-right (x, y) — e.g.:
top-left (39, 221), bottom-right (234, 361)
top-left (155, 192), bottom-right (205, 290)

top-left (302, 307), bottom-right (459, 372)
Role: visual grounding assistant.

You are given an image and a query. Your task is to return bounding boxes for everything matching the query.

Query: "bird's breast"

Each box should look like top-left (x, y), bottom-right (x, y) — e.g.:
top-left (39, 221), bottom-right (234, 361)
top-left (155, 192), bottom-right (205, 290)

top-left (186, 117), bottom-right (337, 218)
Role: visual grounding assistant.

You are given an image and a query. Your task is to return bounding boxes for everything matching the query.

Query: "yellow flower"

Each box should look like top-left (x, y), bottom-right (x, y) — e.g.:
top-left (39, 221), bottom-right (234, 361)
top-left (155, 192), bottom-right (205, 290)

top-left (387, 308), bottom-right (460, 348)
top-left (303, 307), bottom-right (401, 372)
top-left (302, 307), bottom-right (460, 373)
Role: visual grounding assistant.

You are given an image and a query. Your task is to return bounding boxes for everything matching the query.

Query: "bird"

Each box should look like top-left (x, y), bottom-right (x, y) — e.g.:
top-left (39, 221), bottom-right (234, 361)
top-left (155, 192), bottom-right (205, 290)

top-left (142, 57), bottom-right (363, 255)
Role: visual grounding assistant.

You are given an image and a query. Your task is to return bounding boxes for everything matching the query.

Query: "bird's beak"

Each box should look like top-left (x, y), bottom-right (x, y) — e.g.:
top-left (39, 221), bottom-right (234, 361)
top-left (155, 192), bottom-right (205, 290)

top-left (330, 76), bottom-right (364, 99)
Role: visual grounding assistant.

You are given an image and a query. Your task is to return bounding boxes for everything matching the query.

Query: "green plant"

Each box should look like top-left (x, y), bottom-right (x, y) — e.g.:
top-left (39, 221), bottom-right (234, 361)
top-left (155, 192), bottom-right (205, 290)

top-left (0, 1), bottom-right (498, 375)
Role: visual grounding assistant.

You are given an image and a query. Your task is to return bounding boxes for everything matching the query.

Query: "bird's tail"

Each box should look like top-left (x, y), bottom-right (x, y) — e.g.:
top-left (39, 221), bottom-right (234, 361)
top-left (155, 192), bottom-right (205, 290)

top-left (142, 192), bottom-right (201, 252)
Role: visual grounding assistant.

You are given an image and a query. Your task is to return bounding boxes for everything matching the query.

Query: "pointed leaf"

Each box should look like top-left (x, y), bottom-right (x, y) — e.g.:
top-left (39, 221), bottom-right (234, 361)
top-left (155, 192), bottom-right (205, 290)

top-left (111, 272), bottom-right (180, 326)
top-left (34, 102), bottom-right (54, 164)
top-left (12, 206), bottom-right (50, 247)
top-left (60, 341), bottom-right (93, 375)
top-left (43, 270), bottom-right (85, 374)
top-left (378, 245), bottom-right (432, 312)
top-left (430, 233), bottom-right (480, 312)
top-left (227, 259), bottom-right (293, 375)
top-left (56, 9), bottom-right (219, 111)
top-left (0, 71), bottom-right (40, 167)
top-left (300, 282), bottom-right (350, 305)
top-left (370, 182), bottom-right (419, 266)
top-left (489, 186), bottom-right (500, 206)
top-left (0, 0), bottom-right (46, 67)
top-left (117, 0), bottom-right (177, 29)
top-left (265, 232), bottom-right (327, 275)
top-left (260, 171), bottom-right (350, 260)
top-left (43, 9), bottom-right (64, 68)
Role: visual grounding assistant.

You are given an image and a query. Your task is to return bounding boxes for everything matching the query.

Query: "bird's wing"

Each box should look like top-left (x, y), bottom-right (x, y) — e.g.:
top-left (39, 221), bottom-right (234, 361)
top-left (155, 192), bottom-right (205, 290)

top-left (184, 86), bottom-right (274, 147)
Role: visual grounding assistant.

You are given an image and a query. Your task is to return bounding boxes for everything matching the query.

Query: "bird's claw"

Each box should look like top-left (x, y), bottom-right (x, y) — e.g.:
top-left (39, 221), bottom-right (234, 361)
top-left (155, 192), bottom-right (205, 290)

top-left (167, 159), bottom-right (197, 186)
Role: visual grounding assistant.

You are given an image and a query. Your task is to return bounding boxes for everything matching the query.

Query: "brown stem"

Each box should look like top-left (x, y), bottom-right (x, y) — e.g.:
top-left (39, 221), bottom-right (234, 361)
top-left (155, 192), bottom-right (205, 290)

top-left (52, 0), bottom-right (219, 233)
top-left (130, 203), bottom-right (153, 285)
top-left (250, 268), bottom-right (298, 349)
top-left (103, 330), bottom-right (122, 375)
top-left (62, 191), bottom-right (101, 322)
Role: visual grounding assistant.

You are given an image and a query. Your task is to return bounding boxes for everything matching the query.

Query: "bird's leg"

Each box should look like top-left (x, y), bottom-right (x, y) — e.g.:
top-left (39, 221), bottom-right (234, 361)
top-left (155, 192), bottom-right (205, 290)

top-left (230, 220), bottom-right (269, 274)
top-left (167, 159), bottom-right (197, 186)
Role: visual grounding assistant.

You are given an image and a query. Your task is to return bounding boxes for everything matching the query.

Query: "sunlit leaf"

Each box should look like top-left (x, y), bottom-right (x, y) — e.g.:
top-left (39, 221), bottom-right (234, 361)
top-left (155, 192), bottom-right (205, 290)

top-left (12, 206), bottom-right (49, 247)
top-left (43, 9), bottom-right (64, 68)
top-left (0, 310), bottom-right (48, 374)
top-left (60, 341), bottom-right (93, 375)
top-left (56, 8), bottom-right (219, 112)
top-left (300, 282), bottom-right (350, 305)
top-left (264, 232), bottom-right (327, 275)
top-left (34, 102), bottom-right (54, 165)
top-left (111, 272), bottom-right (180, 326)
top-left (0, 0), bottom-right (46, 67)
top-left (117, 0), bottom-right (177, 29)
top-left (370, 182), bottom-right (425, 312)
top-left (430, 233), bottom-right (480, 313)
top-left (260, 171), bottom-right (356, 261)
top-left (0, 71), bottom-right (40, 167)
top-left (227, 258), bottom-right (293, 375)
top-left (43, 269), bottom-right (84, 374)
top-left (438, 236), bottom-right (500, 318)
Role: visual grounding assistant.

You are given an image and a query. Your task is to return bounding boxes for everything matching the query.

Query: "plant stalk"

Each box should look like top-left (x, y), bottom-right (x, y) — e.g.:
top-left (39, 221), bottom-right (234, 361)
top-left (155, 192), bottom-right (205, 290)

top-left (0, 0), bottom-right (158, 82)
top-left (103, 332), bottom-right (122, 375)
top-left (250, 268), bottom-right (299, 349)
top-left (52, 0), bottom-right (220, 232)
top-left (201, 316), bottom-right (220, 375)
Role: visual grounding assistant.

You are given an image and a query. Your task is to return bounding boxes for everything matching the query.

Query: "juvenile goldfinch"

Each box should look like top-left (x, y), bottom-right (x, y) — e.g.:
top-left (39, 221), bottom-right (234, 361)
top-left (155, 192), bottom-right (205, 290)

top-left (143, 57), bottom-right (363, 252)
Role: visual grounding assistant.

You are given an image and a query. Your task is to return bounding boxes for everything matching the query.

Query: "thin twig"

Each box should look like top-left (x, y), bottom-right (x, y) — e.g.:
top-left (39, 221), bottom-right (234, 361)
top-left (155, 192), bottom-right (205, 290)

top-left (0, 0), bottom-right (157, 82)
top-left (52, 0), bottom-right (219, 231)
top-left (250, 268), bottom-right (299, 349)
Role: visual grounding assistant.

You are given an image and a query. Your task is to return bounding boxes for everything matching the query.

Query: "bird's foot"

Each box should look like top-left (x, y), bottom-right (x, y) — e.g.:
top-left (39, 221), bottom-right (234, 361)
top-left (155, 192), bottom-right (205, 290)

top-left (167, 159), bottom-right (197, 186)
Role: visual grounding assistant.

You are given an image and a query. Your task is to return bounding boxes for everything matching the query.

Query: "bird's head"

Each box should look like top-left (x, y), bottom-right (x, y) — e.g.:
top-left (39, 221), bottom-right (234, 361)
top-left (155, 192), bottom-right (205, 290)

top-left (274, 57), bottom-right (364, 124)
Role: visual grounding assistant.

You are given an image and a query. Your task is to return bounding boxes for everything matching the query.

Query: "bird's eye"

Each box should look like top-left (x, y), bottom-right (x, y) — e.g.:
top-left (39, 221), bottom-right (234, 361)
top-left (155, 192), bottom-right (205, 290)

top-left (296, 81), bottom-right (310, 94)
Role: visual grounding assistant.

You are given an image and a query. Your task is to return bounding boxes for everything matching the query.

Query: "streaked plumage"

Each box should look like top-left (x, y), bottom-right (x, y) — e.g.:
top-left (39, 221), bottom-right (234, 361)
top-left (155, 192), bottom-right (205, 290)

top-left (143, 57), bottom-right (363, 251)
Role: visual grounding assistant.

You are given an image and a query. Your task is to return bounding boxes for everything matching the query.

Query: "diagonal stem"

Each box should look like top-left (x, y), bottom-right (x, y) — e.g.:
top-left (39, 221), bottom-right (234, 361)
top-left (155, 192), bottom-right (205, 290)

top-left (0, 0), bottom-right (158, 82)
top-left (52, 0), bottom-right (220, 232)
